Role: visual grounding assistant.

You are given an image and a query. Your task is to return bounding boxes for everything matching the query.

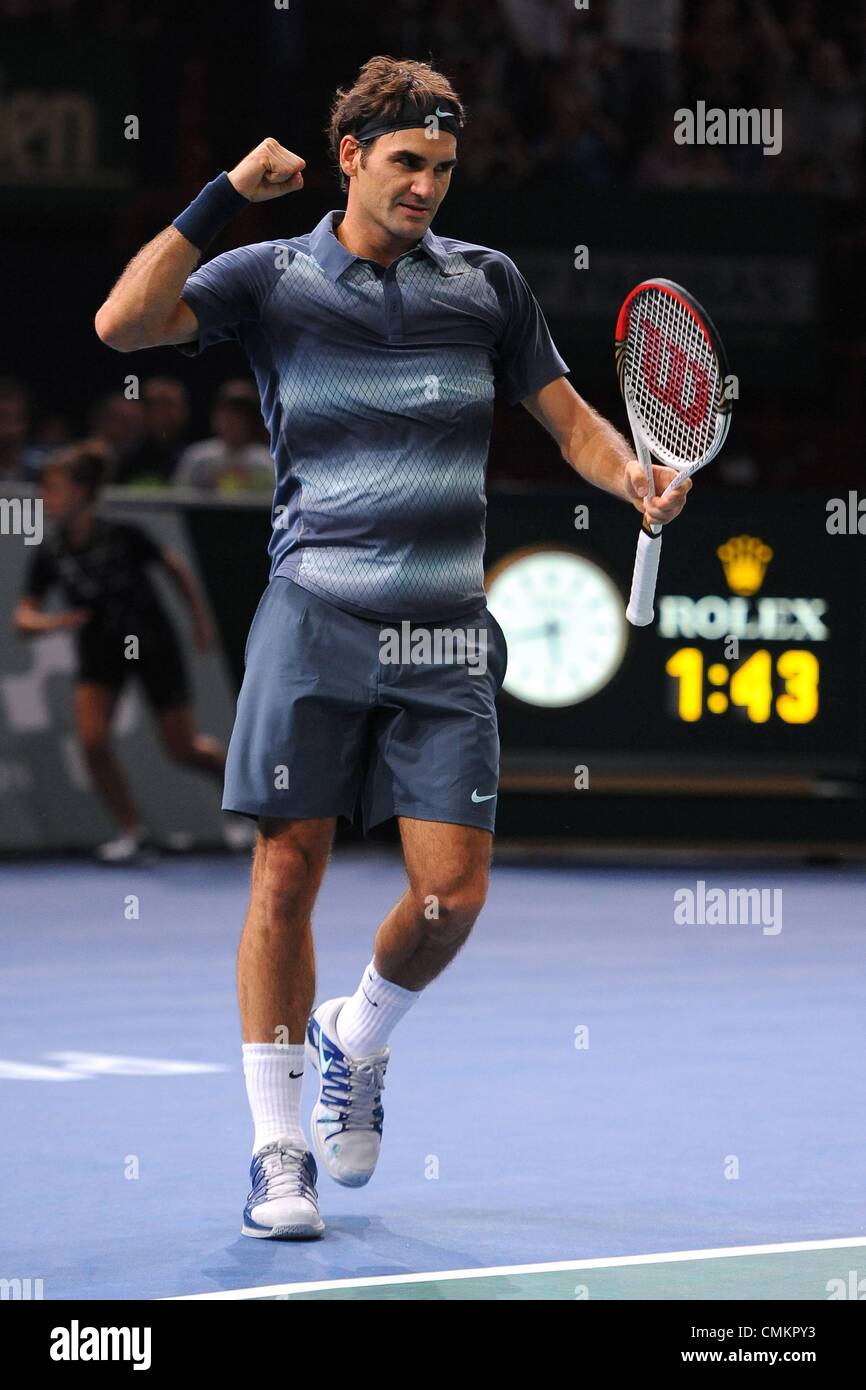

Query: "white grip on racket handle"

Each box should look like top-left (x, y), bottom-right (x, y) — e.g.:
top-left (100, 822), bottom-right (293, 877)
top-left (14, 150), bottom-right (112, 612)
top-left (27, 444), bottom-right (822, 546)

top-left (626, 524), bottom-right (663, 626)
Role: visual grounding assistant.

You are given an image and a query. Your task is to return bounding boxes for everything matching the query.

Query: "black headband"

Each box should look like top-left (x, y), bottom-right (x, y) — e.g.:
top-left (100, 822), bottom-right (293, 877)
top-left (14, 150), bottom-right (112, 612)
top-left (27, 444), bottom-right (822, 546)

top-left (350, 97), bottom-right (461, 144)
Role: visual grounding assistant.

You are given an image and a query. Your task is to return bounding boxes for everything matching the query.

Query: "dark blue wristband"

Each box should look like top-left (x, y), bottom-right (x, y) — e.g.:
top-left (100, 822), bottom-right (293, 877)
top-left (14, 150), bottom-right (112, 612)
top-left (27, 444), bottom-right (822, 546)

top-left (172, 172), bottom-right (249, 251)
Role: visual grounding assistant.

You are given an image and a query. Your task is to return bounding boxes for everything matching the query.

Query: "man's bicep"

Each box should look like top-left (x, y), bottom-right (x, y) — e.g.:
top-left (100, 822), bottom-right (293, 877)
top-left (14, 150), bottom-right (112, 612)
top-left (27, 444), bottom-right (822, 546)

top-left (521, 376), bottom-right (587, 451)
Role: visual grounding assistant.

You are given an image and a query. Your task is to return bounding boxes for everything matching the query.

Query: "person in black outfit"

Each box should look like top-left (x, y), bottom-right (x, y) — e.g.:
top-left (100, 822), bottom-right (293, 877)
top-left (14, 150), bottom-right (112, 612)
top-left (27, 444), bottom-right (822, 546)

top-left (14, 445), bottom-right (228, 861)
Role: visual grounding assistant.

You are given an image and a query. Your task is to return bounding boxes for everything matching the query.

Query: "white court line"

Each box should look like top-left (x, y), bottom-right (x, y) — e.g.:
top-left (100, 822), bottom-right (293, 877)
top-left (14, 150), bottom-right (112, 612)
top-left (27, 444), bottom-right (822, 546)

top-left (169, 1235), bottom-right (866, 1300)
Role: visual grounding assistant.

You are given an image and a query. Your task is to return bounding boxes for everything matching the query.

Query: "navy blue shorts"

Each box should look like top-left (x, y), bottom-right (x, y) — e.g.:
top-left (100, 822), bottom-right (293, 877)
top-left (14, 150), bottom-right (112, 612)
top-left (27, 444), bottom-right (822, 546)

top-left (223, 577), bottom-right (508, 833)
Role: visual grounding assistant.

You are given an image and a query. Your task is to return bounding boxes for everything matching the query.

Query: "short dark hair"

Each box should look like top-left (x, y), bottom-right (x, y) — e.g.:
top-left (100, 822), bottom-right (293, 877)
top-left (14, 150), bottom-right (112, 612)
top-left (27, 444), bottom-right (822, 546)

top-left (41, 443), bottom-right (106, 500)
top-left (326, 55), bottom-right (465, 192)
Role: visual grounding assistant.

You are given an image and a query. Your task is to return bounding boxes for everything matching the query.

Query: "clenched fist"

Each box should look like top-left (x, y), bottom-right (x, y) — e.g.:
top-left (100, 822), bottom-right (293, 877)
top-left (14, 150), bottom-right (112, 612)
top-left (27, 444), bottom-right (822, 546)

top-left (227, 138), bottom-right (305, 202)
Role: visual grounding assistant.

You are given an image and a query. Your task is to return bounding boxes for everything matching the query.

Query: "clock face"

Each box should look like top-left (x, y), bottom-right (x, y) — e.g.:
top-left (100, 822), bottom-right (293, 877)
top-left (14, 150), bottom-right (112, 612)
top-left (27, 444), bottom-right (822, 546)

top-left (486, 548), bottom-right (627, 707)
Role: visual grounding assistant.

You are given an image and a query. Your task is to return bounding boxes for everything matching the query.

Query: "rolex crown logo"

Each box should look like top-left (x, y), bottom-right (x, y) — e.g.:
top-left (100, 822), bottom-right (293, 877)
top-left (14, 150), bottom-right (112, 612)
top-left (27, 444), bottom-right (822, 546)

top-left (716, 535), bottom-right (774, 596)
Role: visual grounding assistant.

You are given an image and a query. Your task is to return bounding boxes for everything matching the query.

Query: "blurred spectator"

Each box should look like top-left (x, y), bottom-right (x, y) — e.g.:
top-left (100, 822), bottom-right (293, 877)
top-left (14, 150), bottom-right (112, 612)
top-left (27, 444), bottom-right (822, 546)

top-left (0, 378), bottom-right (44, 481)
top-left (89, 393), bottom-right (145, 480)
top-left (535, 76), bottom-right (622, 186)
top-left (32, 411), bottom-right (75, 452)
top-left (606, 0), bottom-right (682, 164)
top-left (426, 0), bottom-right (865, 195)
top-left (5, 0), bottom-right (864, 497)
top-left (174, 381), bottom-right (272, 493)
top-left (681, 0), bottom-right (750, 108)
top-left (785, 40), bottom-right (863, 197)
top-left (117, 377), bottom-right (190, 486)
top-left (498, 0), bottom-right (574, 60)
top-left (608, 0), bottom-right (682, 54)
top-left (635, 111), bottom-right (737, 188)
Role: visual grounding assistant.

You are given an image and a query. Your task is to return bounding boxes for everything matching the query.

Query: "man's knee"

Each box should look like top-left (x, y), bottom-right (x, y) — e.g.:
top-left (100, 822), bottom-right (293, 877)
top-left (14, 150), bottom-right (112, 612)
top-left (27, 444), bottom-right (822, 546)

top-left (251, 824), bottom-right (332, 917)
top-left (410, 872), bottom-right (489, 936)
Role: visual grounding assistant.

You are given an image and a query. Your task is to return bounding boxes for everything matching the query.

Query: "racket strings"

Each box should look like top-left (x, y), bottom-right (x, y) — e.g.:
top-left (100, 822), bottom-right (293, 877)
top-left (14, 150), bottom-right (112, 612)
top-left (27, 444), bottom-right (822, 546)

top-left (626, 289), bottom-right (720, 467)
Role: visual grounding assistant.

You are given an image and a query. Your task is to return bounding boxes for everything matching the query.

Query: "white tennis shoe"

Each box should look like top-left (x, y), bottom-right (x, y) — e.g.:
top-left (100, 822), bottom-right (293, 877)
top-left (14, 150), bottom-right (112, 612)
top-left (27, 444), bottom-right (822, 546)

top-left (242, 1139), bottom-right (324, 1239)
top-left (94, 827), bottom-right (159, 865)
top-left (306, 998), bottom-right (389, 1188)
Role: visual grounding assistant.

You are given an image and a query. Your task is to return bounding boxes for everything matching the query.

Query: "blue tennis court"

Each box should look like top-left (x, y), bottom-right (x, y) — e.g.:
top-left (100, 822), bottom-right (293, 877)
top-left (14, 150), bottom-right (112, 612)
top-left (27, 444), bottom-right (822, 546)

top-left (2, 852), bottom-right (863, 1301)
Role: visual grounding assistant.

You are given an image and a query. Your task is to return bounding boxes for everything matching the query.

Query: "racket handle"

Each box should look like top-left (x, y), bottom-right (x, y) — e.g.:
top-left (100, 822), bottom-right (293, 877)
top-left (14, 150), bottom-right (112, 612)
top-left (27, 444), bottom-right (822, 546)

top-left (626, 523), bottom-right (663, 626)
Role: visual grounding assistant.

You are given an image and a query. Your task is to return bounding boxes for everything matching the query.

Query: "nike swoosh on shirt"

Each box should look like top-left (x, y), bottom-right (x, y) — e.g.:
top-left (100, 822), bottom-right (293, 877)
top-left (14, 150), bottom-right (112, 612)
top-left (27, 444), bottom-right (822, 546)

top-left (471, 789), bottom-right (497, 803)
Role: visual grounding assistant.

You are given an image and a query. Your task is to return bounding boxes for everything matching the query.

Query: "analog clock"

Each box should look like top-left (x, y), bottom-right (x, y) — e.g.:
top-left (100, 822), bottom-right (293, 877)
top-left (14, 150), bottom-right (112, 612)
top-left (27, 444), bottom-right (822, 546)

top-left (486, 547), bottom-right (628, 708)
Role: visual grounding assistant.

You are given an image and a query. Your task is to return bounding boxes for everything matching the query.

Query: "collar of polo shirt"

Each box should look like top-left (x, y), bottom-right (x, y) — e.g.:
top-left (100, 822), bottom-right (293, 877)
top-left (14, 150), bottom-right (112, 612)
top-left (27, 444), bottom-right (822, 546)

top-left (309, 209), bottom-right (452, 281)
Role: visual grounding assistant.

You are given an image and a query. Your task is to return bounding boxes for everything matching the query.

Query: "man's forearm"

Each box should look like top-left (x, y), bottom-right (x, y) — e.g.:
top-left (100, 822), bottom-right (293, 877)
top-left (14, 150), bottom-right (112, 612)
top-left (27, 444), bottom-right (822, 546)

top-left (15, 607), bottom-right (82, 636)
top-left (94, 226), bottom-right (199, 352)
top-left (523, 378), bottom-right (689, 524)
top-left (563, 400), bottom-right (636, 503)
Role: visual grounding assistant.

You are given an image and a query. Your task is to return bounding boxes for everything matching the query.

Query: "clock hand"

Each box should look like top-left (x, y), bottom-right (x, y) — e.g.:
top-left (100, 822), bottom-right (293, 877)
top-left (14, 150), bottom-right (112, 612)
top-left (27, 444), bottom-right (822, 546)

top-left (505, 621), bottom-right (560, 642)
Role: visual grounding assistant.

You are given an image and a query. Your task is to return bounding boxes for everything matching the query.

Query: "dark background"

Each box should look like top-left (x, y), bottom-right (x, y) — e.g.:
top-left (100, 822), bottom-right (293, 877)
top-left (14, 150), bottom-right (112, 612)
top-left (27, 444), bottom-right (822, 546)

top-left (1, 0), bottom-right (864, 491)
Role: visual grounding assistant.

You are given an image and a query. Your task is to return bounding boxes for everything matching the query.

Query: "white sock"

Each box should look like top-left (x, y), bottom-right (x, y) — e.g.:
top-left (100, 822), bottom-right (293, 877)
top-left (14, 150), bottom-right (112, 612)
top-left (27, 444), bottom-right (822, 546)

top-left (242, 1043), bottom-right (306, 1154)
top-left (336, 961), bottom-right (421, 1058)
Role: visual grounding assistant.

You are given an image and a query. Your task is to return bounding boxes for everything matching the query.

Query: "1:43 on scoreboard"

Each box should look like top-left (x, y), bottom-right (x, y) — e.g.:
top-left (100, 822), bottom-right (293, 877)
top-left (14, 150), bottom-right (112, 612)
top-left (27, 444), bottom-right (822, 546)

top-left (665, 648), bottom-right (818, 723)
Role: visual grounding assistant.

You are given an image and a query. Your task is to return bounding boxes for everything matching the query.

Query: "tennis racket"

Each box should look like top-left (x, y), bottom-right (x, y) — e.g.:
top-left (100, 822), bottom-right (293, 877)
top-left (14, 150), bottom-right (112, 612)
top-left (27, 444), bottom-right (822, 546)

top-left (615, 278), bottom-right (732, 626)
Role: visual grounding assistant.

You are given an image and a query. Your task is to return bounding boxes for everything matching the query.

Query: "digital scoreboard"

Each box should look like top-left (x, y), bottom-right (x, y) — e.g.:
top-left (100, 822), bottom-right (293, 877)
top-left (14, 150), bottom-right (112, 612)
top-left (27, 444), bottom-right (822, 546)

top-left (655, 531), bottom-right (826, 735)
top-left (485, 490), bottom-right (865, 770)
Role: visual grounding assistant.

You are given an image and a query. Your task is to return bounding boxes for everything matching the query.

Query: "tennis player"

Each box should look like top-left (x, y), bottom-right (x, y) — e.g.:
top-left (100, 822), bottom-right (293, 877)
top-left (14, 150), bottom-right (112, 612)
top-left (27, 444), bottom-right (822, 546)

top-left (15, 446), bottom-right (227, 862)
top-left (94, 56), bottom-right (690, 1239)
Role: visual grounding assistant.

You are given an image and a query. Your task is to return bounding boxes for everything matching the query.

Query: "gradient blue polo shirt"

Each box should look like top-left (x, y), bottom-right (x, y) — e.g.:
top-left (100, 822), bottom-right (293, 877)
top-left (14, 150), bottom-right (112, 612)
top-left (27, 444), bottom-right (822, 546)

top-left (178, 209), bottom-right (569, 620)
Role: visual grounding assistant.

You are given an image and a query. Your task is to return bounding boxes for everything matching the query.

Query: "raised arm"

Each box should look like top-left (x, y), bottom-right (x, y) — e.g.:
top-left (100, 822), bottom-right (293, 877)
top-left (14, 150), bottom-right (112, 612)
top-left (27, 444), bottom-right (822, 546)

top-left (94, 138), bottom-right (306, 354)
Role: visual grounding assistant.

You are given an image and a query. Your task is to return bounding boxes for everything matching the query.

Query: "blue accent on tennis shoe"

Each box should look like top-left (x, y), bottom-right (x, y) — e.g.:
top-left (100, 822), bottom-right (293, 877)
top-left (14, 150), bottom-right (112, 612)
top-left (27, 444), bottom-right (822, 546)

top-left (306, 999), bottom-right (389, 1188)
top-left (241, 1140), bottom-right (324, 1239)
